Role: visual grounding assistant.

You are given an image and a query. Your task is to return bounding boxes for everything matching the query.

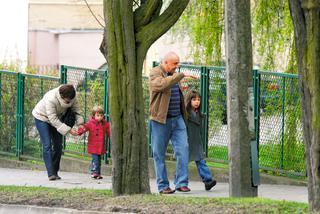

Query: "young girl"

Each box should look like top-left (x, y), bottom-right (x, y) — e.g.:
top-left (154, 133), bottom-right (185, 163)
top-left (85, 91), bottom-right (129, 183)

top-left (185, 90), bottom-right (217, 191)
top-left (77, 106), bottom-right (110, 179)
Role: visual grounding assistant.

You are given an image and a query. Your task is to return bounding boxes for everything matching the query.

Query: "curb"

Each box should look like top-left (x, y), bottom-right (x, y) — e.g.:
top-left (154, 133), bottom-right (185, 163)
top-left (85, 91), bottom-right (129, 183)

top-left (0, 156), bottom-right (307, 186)
top-left (0, 204), bottom-right (132, 214)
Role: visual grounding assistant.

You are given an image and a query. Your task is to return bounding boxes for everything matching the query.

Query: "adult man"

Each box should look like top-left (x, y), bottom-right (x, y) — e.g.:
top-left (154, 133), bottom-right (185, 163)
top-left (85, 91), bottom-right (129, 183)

top-left (149, 52), bottom-right (192, 194)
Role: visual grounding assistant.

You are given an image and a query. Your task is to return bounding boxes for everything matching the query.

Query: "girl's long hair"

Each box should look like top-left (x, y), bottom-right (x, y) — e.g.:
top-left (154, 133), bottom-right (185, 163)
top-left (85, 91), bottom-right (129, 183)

top-left (185, 90), bottom-right (202, 119)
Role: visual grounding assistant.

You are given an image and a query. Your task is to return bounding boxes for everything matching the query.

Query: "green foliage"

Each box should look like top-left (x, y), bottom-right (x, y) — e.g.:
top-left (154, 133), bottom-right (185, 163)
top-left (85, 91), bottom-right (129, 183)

top-left (172, 0), bottom-right (296, 72)
top-left (0, 73), bottom-right (18, 154)
top-left (172, 0), bottom-right (224, 65)
top-left (252, 0), bottom-right (295, 71)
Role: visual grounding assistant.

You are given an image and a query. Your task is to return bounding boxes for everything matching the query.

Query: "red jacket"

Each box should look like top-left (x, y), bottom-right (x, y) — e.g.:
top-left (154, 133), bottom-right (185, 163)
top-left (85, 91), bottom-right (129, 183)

top-left (78, 118), bottom-right (110, 155)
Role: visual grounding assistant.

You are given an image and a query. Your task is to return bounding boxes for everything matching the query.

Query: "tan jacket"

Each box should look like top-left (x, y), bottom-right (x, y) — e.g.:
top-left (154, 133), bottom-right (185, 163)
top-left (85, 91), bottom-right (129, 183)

top-left (149, 65), bottom-right (187, 124)
top-left (32, 86), bottom-right (84, 135)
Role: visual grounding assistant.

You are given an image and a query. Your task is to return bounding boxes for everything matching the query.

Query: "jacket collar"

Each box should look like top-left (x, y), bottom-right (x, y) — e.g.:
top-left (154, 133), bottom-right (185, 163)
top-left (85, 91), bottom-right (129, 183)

top-left (56, 90), bottom-right (74, 108)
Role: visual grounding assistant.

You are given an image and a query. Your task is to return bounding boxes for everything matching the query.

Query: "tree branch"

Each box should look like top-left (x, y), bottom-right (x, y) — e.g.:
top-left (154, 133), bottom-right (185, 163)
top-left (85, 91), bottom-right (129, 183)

top-left (135, 0), bottom-right (190, 48)
top-left (134, 0), bottom-right (162, 31)
top-left (83, 0), bottom-right (105, 28)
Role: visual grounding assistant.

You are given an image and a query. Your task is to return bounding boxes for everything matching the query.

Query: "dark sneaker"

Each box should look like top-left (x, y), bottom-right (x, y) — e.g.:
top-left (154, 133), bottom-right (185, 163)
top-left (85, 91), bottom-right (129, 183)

top-left (97, 175), bottom-right (103, 179)
top-left (48, 175), bottom-right (56, 181)
top-left (176, 186), bottom-right (191, 192)
top-left (54, 175), bottom-right (61, 180)
top-left (159, 187), bottom-right (175, 194)
top-left (205, 180), bottom-right (217, 191)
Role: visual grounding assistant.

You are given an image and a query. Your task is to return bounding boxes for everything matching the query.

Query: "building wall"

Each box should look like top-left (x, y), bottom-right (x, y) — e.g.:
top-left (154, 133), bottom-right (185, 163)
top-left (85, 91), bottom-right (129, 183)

top-left (28, 30), bottom-right (106, 70)
top-left (58, 31), bottom-right (105, 68)
top-left (28, 30), bottom-right (59, 66)
top-left (29, 0), bottom-right (103, 29)
top-left (28, 0), bottom-right (191, 73)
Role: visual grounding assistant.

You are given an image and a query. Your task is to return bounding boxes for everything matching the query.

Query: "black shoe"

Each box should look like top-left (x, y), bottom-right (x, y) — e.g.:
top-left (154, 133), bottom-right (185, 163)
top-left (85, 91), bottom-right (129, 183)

top-left (48, 175), bottom-right (56, 181)
top-left (205, 180), bottom-right (217, 191)
top-left (54, 175), bottom-right (61, 180)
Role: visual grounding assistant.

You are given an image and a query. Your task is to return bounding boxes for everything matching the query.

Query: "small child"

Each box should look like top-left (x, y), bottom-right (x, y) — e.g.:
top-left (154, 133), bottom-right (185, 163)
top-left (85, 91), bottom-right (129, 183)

top-left (185, 90), bottom-right (217, 191)
top-left (77, 106), bottom-right (110, 179)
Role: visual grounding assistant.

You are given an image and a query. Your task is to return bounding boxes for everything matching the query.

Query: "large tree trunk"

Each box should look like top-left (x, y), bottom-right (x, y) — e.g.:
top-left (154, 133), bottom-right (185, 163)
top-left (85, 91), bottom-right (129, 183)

top-left (225, 0), bottom-right (258, 197)
top-left (101, 0), bottom-right (190, 196)
top-left (289, 0), bottom-right (320, 211)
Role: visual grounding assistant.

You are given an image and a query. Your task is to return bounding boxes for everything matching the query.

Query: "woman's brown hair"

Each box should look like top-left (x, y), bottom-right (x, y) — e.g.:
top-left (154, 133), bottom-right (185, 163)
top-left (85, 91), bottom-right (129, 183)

top-left (59, 84), bottom-right (76, 99)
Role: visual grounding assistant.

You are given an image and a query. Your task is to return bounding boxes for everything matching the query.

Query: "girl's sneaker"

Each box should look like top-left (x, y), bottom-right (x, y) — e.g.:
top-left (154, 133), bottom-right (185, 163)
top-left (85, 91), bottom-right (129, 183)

top-left (97, 175), bottom-right (103, 179)
top-left (91, 172), bottom-right (99, 179)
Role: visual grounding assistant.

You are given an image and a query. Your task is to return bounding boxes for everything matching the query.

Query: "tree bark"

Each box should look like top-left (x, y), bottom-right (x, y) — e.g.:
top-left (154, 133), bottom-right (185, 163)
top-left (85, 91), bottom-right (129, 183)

top-left (225, 0), bottom-right (258, 197)
top-left (101, 0), bottom-right (189, 196)
top-left (289, 0), bottom-right (320, 211)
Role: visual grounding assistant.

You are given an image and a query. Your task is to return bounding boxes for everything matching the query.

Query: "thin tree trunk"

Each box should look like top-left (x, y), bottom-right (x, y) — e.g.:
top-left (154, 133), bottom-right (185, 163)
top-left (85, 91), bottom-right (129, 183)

top-left (289, 0), bottom-right (320, 211)
top-left (225, 0), bottom-right (258, 197)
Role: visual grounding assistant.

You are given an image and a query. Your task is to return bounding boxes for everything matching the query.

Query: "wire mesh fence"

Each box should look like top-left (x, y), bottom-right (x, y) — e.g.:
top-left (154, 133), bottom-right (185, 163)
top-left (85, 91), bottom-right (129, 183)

top-left (207, 67), bottom-right (228, 163)
top-left (22, 74), bottom-right (60, 159)
top-left (61, 66), bottom-right (109, 159)
top-left (0, 64), bottom-right (305, 176)
top-left (0, 71), bottom-right (18, 156)
top-left (257, 71), bottom-right (304, 176)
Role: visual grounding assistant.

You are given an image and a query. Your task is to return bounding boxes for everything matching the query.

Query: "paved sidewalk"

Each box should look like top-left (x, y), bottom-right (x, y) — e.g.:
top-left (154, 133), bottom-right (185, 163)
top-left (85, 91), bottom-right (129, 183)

top-left (0, 167), bottom-right (308, 203)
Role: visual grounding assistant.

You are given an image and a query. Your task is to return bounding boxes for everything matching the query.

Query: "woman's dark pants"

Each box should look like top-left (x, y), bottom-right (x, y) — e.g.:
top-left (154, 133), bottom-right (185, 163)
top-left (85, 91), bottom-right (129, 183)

top-left (35, 118), bottom-right (63, 177)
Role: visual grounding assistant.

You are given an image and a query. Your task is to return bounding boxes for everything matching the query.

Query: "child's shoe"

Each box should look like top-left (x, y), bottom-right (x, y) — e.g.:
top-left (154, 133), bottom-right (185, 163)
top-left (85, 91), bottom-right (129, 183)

top-left (97, 175), bottom-right (103, 179)
top-left (205, 180), bottom-right (217, 191)
top-left (91, 172), bottom-right (99, 179)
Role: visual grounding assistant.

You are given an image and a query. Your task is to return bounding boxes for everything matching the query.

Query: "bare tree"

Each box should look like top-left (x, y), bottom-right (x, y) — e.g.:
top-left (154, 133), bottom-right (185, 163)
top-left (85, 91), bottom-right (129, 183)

top-left (100, 0), bottom-right (190, 196)
top-left (289, 0), bottom-right (320, 211)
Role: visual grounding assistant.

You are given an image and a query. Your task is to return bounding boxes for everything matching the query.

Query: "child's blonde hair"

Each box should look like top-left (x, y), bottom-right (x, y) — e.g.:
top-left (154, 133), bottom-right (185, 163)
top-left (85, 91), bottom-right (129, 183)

top-left (91, 105), bottom-right (104, 116)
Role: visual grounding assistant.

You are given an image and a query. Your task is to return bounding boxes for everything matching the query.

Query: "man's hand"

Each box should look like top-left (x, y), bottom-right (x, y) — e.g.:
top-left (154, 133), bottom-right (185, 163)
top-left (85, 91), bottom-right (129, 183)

top-left (184, 74), bottom-right (198, 79)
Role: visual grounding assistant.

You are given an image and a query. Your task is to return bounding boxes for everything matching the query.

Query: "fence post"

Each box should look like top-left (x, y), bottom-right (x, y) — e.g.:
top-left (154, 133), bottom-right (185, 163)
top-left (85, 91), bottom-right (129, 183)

top-left (83, 70), bottom-right (88, 155)
top-left (0, 73), bottom-right (2, 129)
top-left (16, 73), bottom-right (25, 159)
top-left (103, 70), bottom-right (110, 163)
top-left (60, 65), bottom-right (67, 150)
top-left (281, 77), bottom-right (286, 170)
top-left (253, 69), bottom-right (260, 153)
top-left (200, 66), bottom-right (209, 157)
top-left (60, 65), bottom-right (67, 84)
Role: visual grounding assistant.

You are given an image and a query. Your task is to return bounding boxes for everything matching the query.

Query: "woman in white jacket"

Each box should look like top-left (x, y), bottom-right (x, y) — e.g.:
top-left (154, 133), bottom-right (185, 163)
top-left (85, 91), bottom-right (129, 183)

top-left (32, 84), bottom-right (84, 180)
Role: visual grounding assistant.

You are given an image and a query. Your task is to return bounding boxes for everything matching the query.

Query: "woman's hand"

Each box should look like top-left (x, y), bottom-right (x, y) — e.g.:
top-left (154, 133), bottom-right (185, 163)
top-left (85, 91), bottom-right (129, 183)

top-left (69, 128), bottom-right (78, 136)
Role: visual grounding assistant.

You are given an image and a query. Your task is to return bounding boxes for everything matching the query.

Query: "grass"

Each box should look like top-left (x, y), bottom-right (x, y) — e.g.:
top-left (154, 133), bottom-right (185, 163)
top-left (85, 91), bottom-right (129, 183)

top-left (207, 144), bottom-right (306, 177)
top-left (0, 185), bottom-right (310, 214)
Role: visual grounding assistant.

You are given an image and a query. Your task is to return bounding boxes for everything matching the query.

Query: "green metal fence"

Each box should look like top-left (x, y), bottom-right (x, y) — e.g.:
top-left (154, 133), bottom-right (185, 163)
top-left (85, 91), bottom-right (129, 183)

top-left (0, 71), bottom-right (19, 157)
top-left (22, 74), bottom-right (61, 159)
top-left (61, 65), bottom-right (110, 162)
top-left (0, 70), bottom-right (61, 159)
top-left (256, 71), bottom-right (303, 176)
top-left (0, 64), bottom-right (305, 176)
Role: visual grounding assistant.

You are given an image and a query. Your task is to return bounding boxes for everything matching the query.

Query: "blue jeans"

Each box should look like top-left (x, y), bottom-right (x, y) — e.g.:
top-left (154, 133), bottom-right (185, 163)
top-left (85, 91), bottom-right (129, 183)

top-left (195, 159), bottom-right (214, 183)
top-left (91, 154), bottom-right (101, 174)
top-left (151, 115), bottom-right (189, 191)
top-left (35, 118), bottom-right (63, 177)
